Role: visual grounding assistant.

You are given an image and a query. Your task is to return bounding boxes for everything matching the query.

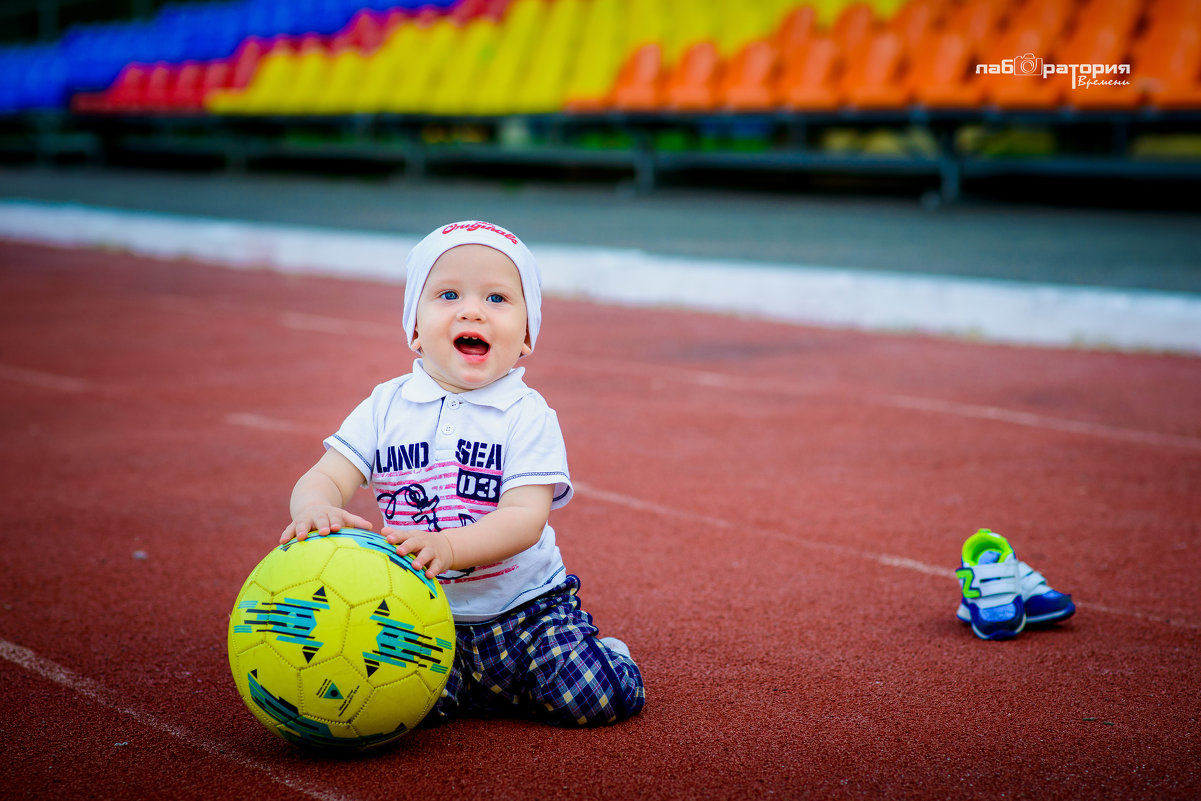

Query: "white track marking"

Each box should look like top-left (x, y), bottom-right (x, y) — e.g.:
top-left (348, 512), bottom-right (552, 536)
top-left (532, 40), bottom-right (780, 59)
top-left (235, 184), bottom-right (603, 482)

top-left (571, 484), bottom-right (1199, 631)
top-left (0, 363), bottom-right (90, 393)
top-left (225, 412), bottom-right (315, 434)
top-left (875, 393), bottom-right (1201, 452)
top-left (0, 639), bottom-right (357, 801)
top-left (278, 312), bottom-right (402, 340)
top-left (213, 308), bottom-right (1200, 453)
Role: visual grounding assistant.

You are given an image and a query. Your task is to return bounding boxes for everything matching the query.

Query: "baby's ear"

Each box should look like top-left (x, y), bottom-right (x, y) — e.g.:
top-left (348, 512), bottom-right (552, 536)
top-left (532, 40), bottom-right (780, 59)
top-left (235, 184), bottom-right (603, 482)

top-left (409, 332), bottom-right (423, 354)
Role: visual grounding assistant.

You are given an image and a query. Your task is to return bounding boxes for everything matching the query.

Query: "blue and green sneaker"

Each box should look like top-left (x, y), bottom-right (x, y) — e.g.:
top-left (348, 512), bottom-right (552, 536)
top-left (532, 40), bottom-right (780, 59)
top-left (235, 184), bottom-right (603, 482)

top-left (955, 529), bottom-right (1026, 640)
top-left (956, 534), bottom-right (1075, 628)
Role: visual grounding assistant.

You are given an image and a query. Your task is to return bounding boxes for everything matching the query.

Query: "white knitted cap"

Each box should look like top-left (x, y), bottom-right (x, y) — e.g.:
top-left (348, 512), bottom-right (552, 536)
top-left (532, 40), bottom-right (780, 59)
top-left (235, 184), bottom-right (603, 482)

top-left (402, 221), bottom-right (542, 352)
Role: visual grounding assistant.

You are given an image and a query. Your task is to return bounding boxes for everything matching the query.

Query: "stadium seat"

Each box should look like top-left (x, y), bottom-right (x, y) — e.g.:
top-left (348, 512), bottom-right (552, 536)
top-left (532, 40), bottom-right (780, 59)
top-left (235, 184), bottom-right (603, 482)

top-left (139, 63), bottom-right (178, 112)
top-left (830, 2), bottom-right (878, 56)
top-left (71, 62), bottom-right (149, 112)
top-left (774, 3), bottom-right (817, 62)
top-left (162, 62), bottom-right (206, 111)
top-left (1064, 24), bottom-right (1140, 110)
top-left (329, 10), bottom-right (389, 53)
top-left (908, 30), bottom-right (974, 109)
top-left (611, 43), bottom-right (666, 111)
top-left (426, 17), bottom-right (500, 115)
top-left (471, 0), bottom-right (546, 114)
top-left (720, 39), bottom-right (781, 111)
top-left (977, 26), bottom-right (1054, 109)
top-left (663, 40), bottom-right (723, 110)
top-left (515, 0), bottom-right (585, 112)
top-left (940, 0), bottom-right (1009, 49)
top-left (384, 19), bottom-right (457, 113)
top-left (889, 0), bottom-right (946, 53)
top-left (777, 35), bottom-right (842, 111)
top-left (206, 37), bottom-right (303, 114)
top-left (309, 48), bottom-right (369, 114)
top-left (1140, 23), bottom-right (1201, 109)
top-left (843, 30), bottom-right (907, 109)
top-left (563, 0), bottom-right (623, 110)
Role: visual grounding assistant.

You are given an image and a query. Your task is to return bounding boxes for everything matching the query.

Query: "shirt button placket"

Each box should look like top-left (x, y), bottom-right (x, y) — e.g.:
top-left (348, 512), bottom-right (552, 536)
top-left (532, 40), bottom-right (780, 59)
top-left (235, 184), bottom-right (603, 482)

top-left (437, 396), bottom-right (460, 457)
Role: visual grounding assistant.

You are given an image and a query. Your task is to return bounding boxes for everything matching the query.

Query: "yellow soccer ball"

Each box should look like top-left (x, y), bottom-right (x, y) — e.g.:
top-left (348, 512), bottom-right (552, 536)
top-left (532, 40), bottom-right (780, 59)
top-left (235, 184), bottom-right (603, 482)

top-left (228, 528), bottom-right (455, 749)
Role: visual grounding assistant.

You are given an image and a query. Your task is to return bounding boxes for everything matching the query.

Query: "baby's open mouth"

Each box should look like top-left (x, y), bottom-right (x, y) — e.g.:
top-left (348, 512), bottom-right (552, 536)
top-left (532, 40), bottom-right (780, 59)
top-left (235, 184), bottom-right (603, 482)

top-left (454, 335), bottom-right (490, 356)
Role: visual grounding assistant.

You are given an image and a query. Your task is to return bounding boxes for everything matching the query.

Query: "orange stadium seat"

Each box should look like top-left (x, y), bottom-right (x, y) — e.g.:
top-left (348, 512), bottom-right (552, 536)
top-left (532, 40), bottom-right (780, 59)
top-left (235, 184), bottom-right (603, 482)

top-left (979, 27), bottom-right (1055, 108)
top-left (777, 35), bottom-right (841, 111)
top-left (909, 31), bottom-right (975, 108)
top-left (830, 2), bottom-right (878, 56)
top-left (843, 30), bottom-right (906, 109)
top-left (774, 4), bottom-right (817, 63)
top-left (663, 40), bottom-right (723, 111)
top-left (941, 0), bottom-right (1009, 49)
top-left (889, 0), bottom-right (947, 53)
top-left (1067, 23), bottom-right (1141, 110)
top-left (720, 39), bottom-right (781, 111)
top-left (611, 43), bottom-right (665, 111)
top-left (1140, 23), bottom-right (1201, 109)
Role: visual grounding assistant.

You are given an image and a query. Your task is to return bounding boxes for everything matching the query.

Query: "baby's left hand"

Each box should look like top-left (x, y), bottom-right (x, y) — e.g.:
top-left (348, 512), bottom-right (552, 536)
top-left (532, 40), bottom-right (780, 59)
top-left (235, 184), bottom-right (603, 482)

top-left (384, 527), bottom-right (454, 580)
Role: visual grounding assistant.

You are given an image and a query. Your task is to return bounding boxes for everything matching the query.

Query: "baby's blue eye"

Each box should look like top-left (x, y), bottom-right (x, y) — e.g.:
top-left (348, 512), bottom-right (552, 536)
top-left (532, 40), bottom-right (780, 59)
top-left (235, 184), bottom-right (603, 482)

top-left (439, 290), bottom-right (459, 301)
top-left (487, 293), bottom-right (505, 303)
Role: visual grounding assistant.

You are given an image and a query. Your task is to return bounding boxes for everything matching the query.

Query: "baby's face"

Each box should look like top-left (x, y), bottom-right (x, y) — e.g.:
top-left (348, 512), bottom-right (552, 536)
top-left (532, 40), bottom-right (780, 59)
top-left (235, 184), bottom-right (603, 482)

top-left (411, 244), bottom-right (531, 394)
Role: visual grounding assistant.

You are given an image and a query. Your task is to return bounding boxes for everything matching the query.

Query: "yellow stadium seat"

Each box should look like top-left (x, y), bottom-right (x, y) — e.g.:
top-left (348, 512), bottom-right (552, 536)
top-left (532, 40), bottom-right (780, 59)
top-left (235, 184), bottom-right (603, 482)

top-left (564, 0), bottom-right (625, 109)
top-left (311, 48), bottom-right (369, 114)
top-left (516, 0), bottom-right (586, 112)
top-left (353, 24), bottom-right (413, 113)
top-left (426, 18), bottom-right (499, 115)
top-left (385, 19), bottom-right (458, 113)
top-left (471, 0), bottom-right (547, 114)
top-left (208, 44), bottom-right (304, 114)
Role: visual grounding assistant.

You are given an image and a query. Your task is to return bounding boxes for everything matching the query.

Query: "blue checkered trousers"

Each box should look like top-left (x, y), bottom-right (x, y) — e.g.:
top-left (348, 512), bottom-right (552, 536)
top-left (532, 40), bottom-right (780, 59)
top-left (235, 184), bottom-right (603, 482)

top-left (425, 575), bottom-right (645, 726)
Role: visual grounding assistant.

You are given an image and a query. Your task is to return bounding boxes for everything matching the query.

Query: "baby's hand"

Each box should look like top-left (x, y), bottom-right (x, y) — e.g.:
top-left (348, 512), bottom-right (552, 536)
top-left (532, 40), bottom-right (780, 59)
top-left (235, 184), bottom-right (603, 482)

top-left (280, 507), bottom-right (374, 545)
top-left (385, 527), bottom-right (454, 580)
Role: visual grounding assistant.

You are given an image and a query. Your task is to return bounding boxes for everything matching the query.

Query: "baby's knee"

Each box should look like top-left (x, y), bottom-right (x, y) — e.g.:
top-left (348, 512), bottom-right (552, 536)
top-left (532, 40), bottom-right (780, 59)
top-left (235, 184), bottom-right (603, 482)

top-left (539, 639), bottom-right (646, 727)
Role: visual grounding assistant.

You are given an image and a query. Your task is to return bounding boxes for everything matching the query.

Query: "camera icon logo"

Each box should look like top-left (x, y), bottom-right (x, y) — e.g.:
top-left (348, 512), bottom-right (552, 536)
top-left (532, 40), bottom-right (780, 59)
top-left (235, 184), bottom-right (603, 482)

top-left (1016, 53), bottom-right (1044, 76)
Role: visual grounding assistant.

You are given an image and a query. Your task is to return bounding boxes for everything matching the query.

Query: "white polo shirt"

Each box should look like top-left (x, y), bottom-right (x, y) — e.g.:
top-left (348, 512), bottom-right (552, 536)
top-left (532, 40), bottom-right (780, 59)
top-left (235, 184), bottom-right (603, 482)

top-left (325, 360), bottom-right (572, 622)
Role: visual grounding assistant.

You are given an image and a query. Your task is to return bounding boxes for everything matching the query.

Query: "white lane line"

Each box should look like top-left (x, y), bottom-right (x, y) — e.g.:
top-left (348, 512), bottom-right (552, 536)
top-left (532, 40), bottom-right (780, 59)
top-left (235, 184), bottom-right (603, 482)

top-left (225, 412), bottom-right (315, 434)
top-left (876, 393), bottom-right (1201, 452)
top-left (0, 364), bottom-right (90, 393)
top-left (171, 306), bottom-right (1201, 454)
top-left (278, 312), bottom-right (402, 340)
top-left (0, 639), bottom-right (357, 801)
top-left (571, 484), bottom-right (1199, 631)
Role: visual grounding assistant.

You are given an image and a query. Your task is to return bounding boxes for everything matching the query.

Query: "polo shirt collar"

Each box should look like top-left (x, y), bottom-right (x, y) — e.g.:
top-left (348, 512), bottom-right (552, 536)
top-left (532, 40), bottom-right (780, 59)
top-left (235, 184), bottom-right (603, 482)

top-left (401, 359), bottom-right (529, 410)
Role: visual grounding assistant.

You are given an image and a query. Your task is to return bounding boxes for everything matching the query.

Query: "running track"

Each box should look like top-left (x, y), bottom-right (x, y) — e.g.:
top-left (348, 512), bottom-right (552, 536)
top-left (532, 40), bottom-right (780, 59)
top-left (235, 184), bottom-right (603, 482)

top-left (1, 241), bottom-right (1198, 800)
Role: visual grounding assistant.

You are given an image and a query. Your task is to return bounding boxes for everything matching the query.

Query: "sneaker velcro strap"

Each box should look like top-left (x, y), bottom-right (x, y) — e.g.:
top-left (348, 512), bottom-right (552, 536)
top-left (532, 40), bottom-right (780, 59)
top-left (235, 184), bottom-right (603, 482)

top-left (971, 562), bottom-right (1020, 596)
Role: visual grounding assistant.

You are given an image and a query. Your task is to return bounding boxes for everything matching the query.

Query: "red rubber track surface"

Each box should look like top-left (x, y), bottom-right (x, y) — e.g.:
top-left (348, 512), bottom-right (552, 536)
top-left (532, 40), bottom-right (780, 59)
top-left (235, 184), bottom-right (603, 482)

top-left (1, 241), bottom-right (1198, 800)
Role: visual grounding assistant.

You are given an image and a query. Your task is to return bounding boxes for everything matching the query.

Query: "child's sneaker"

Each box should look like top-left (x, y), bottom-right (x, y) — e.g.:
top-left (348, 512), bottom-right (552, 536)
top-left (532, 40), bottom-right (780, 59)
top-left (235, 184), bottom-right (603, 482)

top-left (955, 528), bottom-right (1026, 640)
top-left (956, 555), bottom-right (1076, 626)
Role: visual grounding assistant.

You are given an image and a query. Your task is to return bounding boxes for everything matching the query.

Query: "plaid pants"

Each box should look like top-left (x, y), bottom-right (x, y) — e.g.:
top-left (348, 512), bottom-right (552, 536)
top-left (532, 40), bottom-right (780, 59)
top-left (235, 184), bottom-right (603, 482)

top-left (427, 575), bottom-right (645, 727)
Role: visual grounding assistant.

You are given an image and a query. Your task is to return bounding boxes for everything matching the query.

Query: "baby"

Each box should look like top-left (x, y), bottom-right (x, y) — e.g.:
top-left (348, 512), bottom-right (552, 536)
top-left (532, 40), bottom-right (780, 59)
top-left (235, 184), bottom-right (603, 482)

top-left (280, 221), bottom-right (645, 726)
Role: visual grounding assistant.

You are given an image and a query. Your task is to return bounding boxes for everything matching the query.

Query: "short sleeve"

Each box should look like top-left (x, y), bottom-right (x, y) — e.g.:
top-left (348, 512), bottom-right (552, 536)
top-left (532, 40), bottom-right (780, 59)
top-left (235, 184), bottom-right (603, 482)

top-left (502, 399), bottom-right (573, 509)
top-left (323, 385), bottom-right (394, 486)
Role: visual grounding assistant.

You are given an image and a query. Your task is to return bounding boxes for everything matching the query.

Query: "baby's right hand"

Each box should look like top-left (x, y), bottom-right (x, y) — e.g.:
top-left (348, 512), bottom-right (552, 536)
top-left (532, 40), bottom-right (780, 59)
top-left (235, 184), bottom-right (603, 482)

top-left (280, 506), bottom-right (374, 545)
